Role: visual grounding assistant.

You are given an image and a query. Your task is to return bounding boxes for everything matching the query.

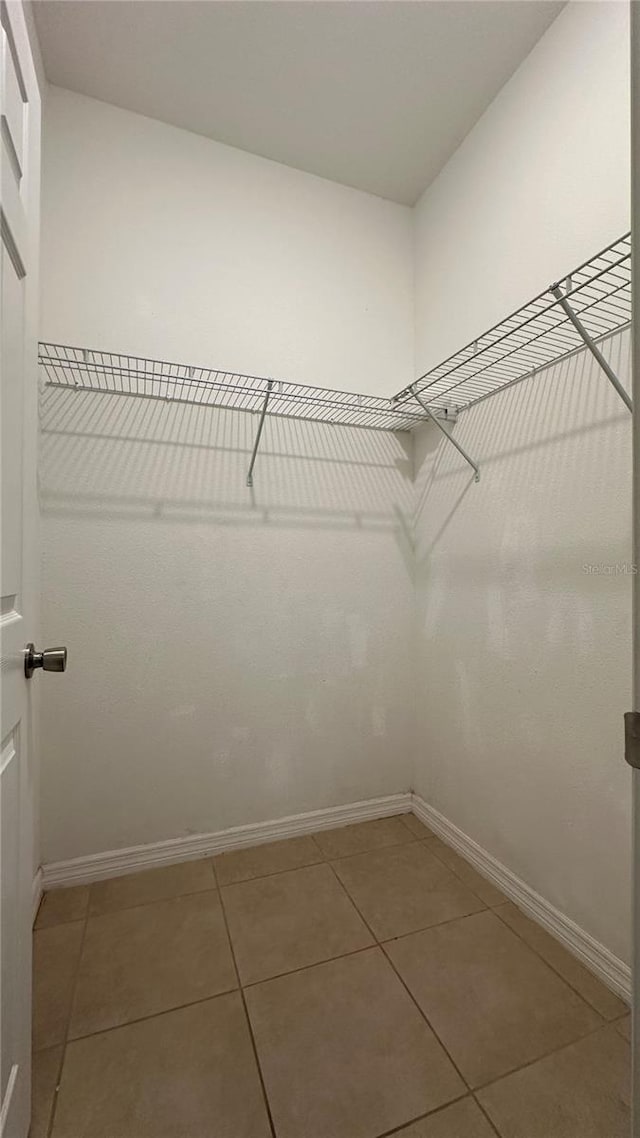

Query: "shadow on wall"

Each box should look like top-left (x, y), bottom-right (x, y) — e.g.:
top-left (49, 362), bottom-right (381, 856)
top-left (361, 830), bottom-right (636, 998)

top-left (413, 330), bottom-right (632, 570)
top-left (40, 385), bottom-right (414, 548)
top-left (410, 329), bottom-right (632, 961)
top-left (38, 382), bottom-right (418, 859)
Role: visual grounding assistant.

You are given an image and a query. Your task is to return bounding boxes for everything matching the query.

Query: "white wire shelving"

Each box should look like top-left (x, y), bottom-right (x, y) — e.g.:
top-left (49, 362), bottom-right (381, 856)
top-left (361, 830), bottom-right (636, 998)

top-left (40, 232), bottom-right (633, 486)
top-left (38, 344), bottom-right (426, 488)
top-left (38, 344), bottom-right (424, 432)
top-left (393, 233), bottom-right (632, 415)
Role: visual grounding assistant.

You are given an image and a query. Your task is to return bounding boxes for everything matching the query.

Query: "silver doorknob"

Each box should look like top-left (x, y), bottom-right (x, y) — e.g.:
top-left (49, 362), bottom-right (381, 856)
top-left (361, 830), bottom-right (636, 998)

top-left (24, 644), bottom-right (67, 679)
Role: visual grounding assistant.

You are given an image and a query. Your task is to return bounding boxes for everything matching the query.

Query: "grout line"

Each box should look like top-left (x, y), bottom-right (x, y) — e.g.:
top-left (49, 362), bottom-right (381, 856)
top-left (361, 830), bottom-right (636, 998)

top-left (45, 898), bottom-right (90, 1138)
top-left (212, 860), bottom-right (278, 1138)
top-left (314, 832), bottom-right (419, 860)
top-left (34, 913), bottom-right (87, 930)
top-left (385, 948), bottom-right (614, 1099)
top-left (421, 836), bottom-right (506, 908)
top-left (61, 989), bottom-right (240, 1044)
top-left (323, 859), bottom-right (472, 1094)
top-left (377, 938), bottom-right (472, 1093)
top-left (44, 890), bottom-right (617, 1105)
top-left (472, 1093), bottom-right (503, 1137)
top-left (400, 815), bottom-right (430, 840)
top-left (35, 823), bottom-right (626, 1136)
top-left (327, 855), bottom-right (617, 1112)
top-left (39, 846), bottom-right (434, 1046)
top-left (491, 904), bottom-right (620, 1020)
top-left (223, 841), bottom-right (484, 1132)
top-left (85, 882), bottom-right (221, 920)
top-left (378, 907), bottom-right (493, 948)
top-left (215, 856), bottom-right (325, 889)
top-left (471, 1018), bottom-right (621, 1096)
top-left (372, 1092), bottom-right (471, 1138)
top-left (413, 802), bottom-right (631, 1002)
top-left (44, 834), bottom-right (421, 917)
top-left (215, 827), bottom-right (419, 887)
top-left (240, 942), bottom-right (378, 992)
top-left (423, 831), bottom-right (627, 1019)
top-left (429, 832), bottom-right (622, 1019)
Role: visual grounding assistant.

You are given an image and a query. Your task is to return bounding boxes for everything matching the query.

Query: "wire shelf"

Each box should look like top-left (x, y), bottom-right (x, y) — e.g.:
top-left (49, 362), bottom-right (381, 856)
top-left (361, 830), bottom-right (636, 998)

top-left (39, 232), bottom-right (632, 488)
top-left (39, 343), bottom-right (425, 433)
top-left (393, 233), bottom-right (632, 412)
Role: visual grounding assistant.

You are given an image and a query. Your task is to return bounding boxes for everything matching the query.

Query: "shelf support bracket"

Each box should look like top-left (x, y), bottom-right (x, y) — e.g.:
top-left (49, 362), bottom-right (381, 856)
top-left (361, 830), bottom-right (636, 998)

top-left (246, 380), bottom-right (274, 487)
top-left (551, 283), bottom-right (633, 413)
top-left (411, 386), bottom-right (480, 482)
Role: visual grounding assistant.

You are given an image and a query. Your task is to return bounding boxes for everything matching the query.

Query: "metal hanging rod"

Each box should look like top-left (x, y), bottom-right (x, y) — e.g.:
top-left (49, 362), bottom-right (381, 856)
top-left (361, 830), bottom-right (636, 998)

top-left (393, 233), bottom-right (632, 414)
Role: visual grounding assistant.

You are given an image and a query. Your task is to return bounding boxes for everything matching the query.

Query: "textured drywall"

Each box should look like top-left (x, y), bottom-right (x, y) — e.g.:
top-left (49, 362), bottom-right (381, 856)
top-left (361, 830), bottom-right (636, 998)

top-left (414, 0), bottom-right (630, 374)
top-left (412, 334), bottom-right (631, 962)
top-left (39, 390), bottom-right (415, 860)
top-left (41, 86), bottom-right (414, 397)
top-left (38, 86), bottom-right (416, 860)
top-left (411, 1), bottom-right (632, 963)
top-left (38, 3), bottom-right (634, 974)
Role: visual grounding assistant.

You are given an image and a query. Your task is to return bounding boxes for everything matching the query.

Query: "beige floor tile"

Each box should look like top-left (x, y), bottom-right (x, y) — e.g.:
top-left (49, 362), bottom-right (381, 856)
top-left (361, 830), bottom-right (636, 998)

top-left (223, 862), bottom-right (373, 984)
top-left (89, 858), bottom-right (215, 914)
top-left (245, 946), bottom-right (464, 1138)
top-left (386, 910), bottom-right (602, 1088)
top-left (394, 1097), bottom-right (497, 1137)
top-left (214, 834), bottom-right (322, 886)
top-left (402, 814), bottom-right (433, 839)
top-left (333, 842), bottom-right (485, 941)
top-left (426, 838), bottom-right (506, 907)
top-left (495, 901), bottom-right (629, 1020)
top-left (36, 886), bottom-right (90, 929)
top-left (312, 816), bottom-right (415, 859)
top-left (31, 1046), bottom-right (62, 1138)
top-left (616, 1014), bottom-right (631, 1040)
top-left (69, 891), bottom-right (236, 1037)
top-left (33, 922), bottom-right (84, 1050)
top-left (52, 994), bottom-right (271, 1138)
top-left (478, 1024), bottom-right (630, 1137)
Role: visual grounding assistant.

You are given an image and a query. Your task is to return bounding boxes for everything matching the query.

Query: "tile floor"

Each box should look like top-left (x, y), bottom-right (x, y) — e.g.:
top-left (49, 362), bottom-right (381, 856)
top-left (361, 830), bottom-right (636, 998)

top-left (32, 813), bottom-right (631, 1138)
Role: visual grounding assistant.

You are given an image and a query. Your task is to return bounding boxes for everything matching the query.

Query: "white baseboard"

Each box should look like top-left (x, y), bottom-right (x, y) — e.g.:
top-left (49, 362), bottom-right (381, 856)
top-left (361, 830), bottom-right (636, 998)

top-left (32, 867), bottom-right (43, 925)
top-left (39, 786), bottom-right (628, 1004)
top-left (41, 792), bottom-right (412, 889)
top-left (412, 794), bottom-right (630, 1003)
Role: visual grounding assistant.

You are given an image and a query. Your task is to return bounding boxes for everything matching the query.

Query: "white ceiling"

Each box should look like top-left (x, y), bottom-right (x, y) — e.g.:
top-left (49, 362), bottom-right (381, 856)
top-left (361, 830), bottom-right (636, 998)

top-left (33, 0), bottom-right (564, 206)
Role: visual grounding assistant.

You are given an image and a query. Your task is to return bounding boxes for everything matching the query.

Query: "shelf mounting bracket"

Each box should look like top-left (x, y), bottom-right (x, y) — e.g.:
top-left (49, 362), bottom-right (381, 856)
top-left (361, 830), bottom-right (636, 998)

top-left (246, 380), bottom-right (274, 487)
top-left (411, 386), bottom-right (480, 482)
top-left (551, 282), bottom-right (632, 413)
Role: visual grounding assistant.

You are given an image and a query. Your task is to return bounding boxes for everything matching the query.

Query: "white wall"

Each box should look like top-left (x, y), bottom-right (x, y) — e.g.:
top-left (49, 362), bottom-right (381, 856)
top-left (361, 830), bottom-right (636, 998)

top-left (39, 88), bottom-right (415, 862)
top-left (41, 86), bottom-right (414, 397)
top-left (412, 0), bottom-right (632, 962)
top-left (414, 0), bottom-right (630, 374)
top-left (39, 1), bottom-right (634, 973)
top-left (40, 392), bottom-right (414, 861)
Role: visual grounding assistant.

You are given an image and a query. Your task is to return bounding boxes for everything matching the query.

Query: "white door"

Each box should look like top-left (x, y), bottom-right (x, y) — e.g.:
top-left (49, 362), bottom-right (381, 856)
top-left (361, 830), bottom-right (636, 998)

top-left (0, 2), bottom-right (41, 1135)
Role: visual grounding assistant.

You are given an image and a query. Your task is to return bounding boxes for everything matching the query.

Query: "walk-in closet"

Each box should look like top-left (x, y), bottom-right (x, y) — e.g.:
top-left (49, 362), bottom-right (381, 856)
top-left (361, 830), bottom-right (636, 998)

top-left (1, 1), bottom-right (638, 1136)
